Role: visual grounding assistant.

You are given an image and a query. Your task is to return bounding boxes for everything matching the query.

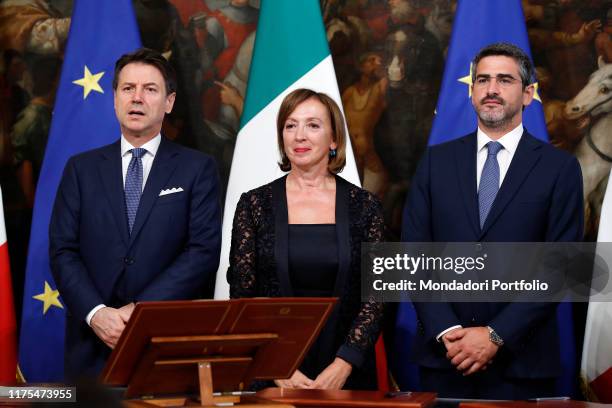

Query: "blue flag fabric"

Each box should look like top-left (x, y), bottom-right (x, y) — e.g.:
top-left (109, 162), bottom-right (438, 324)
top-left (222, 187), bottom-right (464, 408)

top-left (18, 0), bottom-right (141, 382)
top-left (396, 0), bottom-right (577, 396)
top-left (428, 0), bottom-right (547, 145)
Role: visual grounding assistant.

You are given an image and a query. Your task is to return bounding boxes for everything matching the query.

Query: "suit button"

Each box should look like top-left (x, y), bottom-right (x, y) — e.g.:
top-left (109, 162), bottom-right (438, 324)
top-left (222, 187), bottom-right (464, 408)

top-left (124, 257), bottom-right (134, 265)
top-left (475, 243), bottom-right (482, 252)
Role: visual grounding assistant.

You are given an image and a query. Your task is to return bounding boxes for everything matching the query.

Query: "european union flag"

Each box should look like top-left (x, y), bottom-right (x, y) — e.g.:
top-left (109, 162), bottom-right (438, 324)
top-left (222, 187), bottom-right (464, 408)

top-left (18, 0), bottom-right (141, 381)
top-left (396, 0), bottom-right (577, 395)
top-left (428, 0), bottom-right (547, 145)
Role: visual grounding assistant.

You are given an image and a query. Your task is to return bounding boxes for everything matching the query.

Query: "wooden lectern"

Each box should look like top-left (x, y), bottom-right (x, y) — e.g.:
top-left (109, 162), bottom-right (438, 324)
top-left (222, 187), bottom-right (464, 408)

top-left (460, 401), bottom-right (612, 408)
top-left (100, 298), bottom-right (337, 407)
top-left (256, 388), bottom-right (437, 408)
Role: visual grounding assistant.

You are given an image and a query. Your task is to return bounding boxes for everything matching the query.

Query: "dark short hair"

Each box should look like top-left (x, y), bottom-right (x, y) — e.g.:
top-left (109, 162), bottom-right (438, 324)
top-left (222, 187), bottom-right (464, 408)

top-left (276, 88), bottom-right (347, 174)
top-left (112, 48), bottom-right (176, 94)
top-left (471, 42), bottom-right (534, 88)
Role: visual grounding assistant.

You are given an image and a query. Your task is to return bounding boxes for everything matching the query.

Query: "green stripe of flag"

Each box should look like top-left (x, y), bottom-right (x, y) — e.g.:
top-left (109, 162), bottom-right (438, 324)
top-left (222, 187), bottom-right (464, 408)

top-left (240, 0), bottom-right (330, 127)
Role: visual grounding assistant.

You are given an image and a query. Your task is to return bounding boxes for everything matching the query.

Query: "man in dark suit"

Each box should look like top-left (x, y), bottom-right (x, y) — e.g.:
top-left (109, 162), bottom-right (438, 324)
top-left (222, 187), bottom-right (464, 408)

top-left (49, 48), bottom-right (222, 378)
top-left (402, 42), bottom-right (583, 398)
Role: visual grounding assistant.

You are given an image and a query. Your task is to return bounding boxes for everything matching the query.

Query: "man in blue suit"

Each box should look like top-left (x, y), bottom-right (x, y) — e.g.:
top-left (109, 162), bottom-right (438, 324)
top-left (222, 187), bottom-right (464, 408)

top-left (402, 43), bottom-right (583, 399)
top-left (49, 48), bottom-right (222, 378)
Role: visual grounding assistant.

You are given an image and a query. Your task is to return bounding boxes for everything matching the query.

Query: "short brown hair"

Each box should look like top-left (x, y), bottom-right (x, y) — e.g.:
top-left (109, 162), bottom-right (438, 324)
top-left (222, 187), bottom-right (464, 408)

top-left (471, 42), bottom-right (534, 88)
top-left (276, 88), bottom-right (347, 174)
top-left (113, 47), bottom-right (176, 94)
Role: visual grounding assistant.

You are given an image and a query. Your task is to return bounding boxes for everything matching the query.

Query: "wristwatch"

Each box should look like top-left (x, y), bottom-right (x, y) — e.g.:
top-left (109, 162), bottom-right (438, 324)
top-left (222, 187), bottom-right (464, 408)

top-left (487, 326), bottom-right (504, 347)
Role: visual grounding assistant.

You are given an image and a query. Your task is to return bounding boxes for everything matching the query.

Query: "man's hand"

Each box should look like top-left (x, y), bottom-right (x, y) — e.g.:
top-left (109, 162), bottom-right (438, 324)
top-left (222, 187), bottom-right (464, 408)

top-left (445, 327), bottom-right (499, 376)
top-left (118, 302), bottom-right (135, 322)
top-left (309, 358), bottom-right (352, 390)
top-left (442, 327), bottom-right (465, 360)
top-left (274, 369), bottom-right (314, 389)
top-left (90, 307), bottom-right (127, 349)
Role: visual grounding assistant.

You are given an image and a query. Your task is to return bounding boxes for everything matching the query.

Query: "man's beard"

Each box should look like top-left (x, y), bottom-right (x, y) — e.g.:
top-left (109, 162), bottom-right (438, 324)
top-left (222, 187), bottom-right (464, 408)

top-left (475, 97), bottom-right (520, 129)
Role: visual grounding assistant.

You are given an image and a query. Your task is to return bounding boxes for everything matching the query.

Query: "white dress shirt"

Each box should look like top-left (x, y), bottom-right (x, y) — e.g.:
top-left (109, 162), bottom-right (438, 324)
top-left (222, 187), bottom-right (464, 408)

top-left (121, 134), bottom-right (161, 189)
top-left (437, 124), bottom-right (524, 342)
top-left (476, 124), bottom-right (523, 190)
top-left (85, 134), bottom-right (161, 326)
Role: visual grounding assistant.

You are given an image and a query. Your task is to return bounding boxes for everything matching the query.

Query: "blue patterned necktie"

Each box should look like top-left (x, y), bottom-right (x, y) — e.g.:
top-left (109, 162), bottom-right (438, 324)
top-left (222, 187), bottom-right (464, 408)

top-left (478, 141), bottom-right (503, 228)
top-left (125, 147), bottom-right (146, 234)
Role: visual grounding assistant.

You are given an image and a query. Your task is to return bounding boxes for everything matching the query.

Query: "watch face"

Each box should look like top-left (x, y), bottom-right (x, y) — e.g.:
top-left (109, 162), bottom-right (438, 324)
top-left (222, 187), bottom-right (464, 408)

top-left (490, 330), bottom-right (504, 346)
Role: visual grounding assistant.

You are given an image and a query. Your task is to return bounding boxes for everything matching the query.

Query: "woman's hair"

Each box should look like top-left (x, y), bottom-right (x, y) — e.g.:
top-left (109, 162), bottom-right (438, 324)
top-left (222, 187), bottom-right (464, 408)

top-left (276, 88), bottom-right (347, 174)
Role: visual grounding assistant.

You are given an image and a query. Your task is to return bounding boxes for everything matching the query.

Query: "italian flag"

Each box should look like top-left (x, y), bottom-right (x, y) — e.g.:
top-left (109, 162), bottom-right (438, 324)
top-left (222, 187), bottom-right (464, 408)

top-left (214, 0), bottom-right (360, 300)
top-left (0, 187), bottom-right (17, 384)
top-left (581, 168), bottom-right (612, 402)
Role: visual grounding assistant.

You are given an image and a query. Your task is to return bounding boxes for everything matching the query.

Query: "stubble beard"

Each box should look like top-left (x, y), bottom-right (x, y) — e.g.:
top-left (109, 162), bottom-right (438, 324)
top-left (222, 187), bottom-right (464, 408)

top-left (475, 100), bottom-right (521, 130)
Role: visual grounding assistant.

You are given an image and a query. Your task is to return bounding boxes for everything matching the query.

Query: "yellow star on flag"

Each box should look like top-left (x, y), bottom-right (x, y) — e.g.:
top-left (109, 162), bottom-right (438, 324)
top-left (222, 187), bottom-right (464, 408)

top-left (531, 82), bottom-right (542, 103)
top-left (73, 65), bottom-right (104, 99)
top-left (458, 63), bottom-right (474, 97)
top-left (33, 281), bottom-right (64, 314)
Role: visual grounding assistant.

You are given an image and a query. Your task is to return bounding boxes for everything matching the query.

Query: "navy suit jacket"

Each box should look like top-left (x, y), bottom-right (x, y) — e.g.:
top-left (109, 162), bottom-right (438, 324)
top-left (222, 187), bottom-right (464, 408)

top-left (49, 136), bottom-right (222, 377)
top-left (402, 130), bottom-right (583, 379)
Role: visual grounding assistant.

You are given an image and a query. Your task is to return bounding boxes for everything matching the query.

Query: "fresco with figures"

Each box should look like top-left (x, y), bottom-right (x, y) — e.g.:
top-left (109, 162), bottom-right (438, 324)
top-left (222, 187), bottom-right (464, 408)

top-left (1, 0), bottom-right (610, 321)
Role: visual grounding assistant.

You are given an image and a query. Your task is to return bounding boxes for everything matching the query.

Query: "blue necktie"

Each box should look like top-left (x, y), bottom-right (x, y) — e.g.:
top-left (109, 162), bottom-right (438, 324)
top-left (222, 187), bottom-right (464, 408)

top-left (478, 141), bottom-right (503, 228)
top-left (125, 147), bottom-right (146, 234)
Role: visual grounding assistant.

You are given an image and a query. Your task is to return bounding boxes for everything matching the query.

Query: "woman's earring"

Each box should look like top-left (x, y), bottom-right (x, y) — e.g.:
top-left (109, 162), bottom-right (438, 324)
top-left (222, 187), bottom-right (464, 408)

top-left (329, 148), bottom-right (337, 158)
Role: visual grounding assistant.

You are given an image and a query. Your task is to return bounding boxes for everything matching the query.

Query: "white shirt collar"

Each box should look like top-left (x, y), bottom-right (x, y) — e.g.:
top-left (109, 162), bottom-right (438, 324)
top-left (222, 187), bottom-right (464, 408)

top-left (477, 124), bottom-right (523, 155)
top-left (121, 134), bottom-right (161, 157)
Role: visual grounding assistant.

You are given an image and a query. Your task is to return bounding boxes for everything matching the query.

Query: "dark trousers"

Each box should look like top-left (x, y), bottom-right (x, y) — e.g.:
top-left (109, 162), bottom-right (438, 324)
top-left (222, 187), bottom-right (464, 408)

top-left (420, 366), bottom-right (557, 400)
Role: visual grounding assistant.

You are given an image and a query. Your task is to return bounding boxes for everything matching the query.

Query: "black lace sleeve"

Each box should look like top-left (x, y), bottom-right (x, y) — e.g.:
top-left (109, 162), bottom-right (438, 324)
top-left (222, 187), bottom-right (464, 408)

top-left (227, 192), bottom-right (258, 298)
top-left (338, 191), bottom-right (386, 368)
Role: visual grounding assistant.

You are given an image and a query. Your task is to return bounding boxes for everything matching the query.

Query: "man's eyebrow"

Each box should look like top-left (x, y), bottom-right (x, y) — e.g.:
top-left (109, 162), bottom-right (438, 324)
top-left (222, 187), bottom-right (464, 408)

top-left (475, 73), bottom-right (517, 78)
top-left (119, 81), bottom-right (159, 87)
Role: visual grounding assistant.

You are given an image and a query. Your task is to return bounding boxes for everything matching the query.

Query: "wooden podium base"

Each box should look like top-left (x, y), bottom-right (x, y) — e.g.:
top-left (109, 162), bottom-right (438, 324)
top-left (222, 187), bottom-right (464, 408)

top-left (123, 395), bottom-right (295, 408)
top-left (122, 360), bottom-right (295, 408)
top-left (256, 388), bottom-right (437, 408)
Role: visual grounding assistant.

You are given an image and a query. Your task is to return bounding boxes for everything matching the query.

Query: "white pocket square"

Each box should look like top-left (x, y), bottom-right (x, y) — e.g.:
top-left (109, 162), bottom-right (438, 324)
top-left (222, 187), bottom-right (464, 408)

top-left (159, 187), bottom-right (184, 196)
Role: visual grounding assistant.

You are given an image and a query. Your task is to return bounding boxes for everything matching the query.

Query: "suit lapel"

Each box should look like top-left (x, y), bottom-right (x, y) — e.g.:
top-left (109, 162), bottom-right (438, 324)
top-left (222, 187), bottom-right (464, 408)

top-left (479, 132), bottom-right (542, 238)
top-left (129, 137), bottom-right (179, 245)
top-left (455, 134), bottom-right (481, 238)
top-left (98, 141), bottom-right (129, 245)
top-left (272, 176), bottom-right (293, 296)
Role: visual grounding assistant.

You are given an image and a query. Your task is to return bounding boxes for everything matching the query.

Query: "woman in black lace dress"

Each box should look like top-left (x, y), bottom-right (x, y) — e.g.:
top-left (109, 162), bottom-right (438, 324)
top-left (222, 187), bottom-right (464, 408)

top-left (227, 88), bottom-right (384, 390)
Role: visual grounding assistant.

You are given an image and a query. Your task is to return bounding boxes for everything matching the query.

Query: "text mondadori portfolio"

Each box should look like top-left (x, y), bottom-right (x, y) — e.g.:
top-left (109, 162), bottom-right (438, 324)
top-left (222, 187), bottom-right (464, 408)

top-left (372, 279), bottom-right (549, 292)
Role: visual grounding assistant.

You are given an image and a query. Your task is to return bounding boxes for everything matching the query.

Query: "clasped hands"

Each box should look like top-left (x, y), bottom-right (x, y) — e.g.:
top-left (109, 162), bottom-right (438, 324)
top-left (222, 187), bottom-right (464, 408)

top-left (274, 357), bottom-right (352, 390)
top-left (442, 327), bottom-right (499, 376)
top-left (90, 303), bottom-right (135, 349)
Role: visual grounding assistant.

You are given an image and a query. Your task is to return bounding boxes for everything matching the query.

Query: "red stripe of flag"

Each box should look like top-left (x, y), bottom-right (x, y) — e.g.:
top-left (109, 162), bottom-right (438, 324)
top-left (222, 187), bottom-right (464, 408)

top-left (375, 334), bottom-right (389, 391)
top-left (0, 240), bottom-right (17, 384)
top-left (591, 366), bottom-right (612, 403)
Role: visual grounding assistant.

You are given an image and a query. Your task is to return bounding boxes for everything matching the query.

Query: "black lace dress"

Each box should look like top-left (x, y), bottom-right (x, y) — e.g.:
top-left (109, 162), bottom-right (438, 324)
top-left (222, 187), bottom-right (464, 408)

top-left (227, 175), bottom-right (385, 390)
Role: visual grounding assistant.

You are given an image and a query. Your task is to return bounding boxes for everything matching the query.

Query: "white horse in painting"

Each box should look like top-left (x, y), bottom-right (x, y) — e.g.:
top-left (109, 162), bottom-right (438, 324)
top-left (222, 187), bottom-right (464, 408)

top-left (565, 56), bottom-right (612, 202)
